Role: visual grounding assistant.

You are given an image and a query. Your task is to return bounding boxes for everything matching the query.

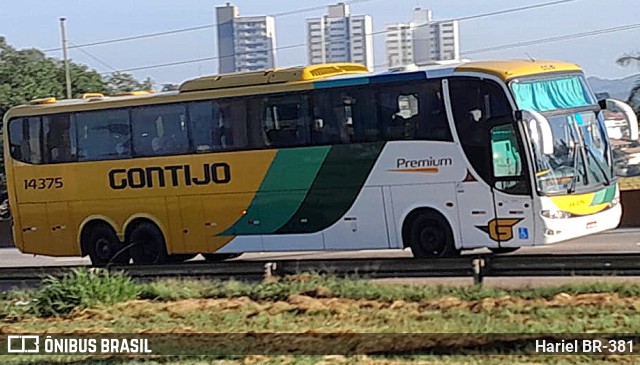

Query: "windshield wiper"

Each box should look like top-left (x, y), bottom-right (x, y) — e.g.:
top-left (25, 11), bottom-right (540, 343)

top-left (568, 142), bottom-right (580, 194)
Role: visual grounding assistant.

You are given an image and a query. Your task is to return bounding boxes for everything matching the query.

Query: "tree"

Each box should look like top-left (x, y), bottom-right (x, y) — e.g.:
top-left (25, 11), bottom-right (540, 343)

top-left (0, 37), bottom-right (109, 117)
top-left (104, 72), bottom-right (154, 94)
top-left (0, 37), bottom-right (147, 191)
top-left (161, 83), bottom-right (179, 92)
top-left (616, 53), bottom-right (640, 113)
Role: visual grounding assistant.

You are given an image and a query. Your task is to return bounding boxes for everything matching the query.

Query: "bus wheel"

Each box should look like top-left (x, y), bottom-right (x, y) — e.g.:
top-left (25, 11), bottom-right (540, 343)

top-left (87, 224), bottom-right (130, 266)
top-left (489, 247), bottom-right (520, 255)
top-left (129, 223), bottom-right (168, 265)
top-left (408, 212), bottom-right (459, 258)
top-left (202, 253), bottom-right (241, 262)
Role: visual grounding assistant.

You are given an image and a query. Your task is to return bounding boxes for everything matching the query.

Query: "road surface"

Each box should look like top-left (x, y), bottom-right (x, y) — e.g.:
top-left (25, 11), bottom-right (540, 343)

top-left (1, 228), bottom-right (638, 268)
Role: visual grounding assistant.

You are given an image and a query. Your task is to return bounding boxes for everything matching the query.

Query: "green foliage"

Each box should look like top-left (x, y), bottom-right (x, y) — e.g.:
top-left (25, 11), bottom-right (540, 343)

top-left (32, 268), bottom-right (139, 317)
top-left (139, 274), bottom-right (640, 303)
top-left (0, 36), bottom-right (110, 117)
top-left (103, 72), bottom-right (154, 94)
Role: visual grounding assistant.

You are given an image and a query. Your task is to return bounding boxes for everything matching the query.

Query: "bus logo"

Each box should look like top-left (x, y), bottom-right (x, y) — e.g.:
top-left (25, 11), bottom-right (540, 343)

top-left (389, 157), bottom-right (453, 173)
top-left (108, 163), bottom-right (231, 190)
top-left (477, 218), bottom-right (523, 241)
top-left (7, 335), bottom-right (40, 353)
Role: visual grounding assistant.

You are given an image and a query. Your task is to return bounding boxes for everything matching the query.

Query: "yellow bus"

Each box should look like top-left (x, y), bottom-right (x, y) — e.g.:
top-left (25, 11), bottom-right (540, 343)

top-left (3, 61), bottom-right (631, 265)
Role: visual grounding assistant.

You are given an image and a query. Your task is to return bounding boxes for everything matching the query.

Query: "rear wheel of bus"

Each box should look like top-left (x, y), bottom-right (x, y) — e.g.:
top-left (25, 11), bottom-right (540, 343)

top-left (405, 210), bottom-right (459, 258)
top-left (85, 223), bottom-right (130, 266)
top-left (128, 222), bottom-right (168, 265)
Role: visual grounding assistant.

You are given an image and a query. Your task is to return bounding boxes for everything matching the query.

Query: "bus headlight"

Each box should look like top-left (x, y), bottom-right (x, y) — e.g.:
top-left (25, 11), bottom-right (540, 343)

top-left (608, 197), bottom-right (619, 208)
top-left (541, 210), bottom-right (572, 219)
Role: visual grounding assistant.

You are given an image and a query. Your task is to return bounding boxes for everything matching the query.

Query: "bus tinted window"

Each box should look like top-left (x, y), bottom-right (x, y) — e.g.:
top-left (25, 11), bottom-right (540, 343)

top-left (449, 77), bottom-right (513, 183)
top-left (188, 101), bottom-right (217, 153)
top-left (261, 95), bottom-right (310, 148)
top-left (350, 89), bottom-right (379, 142)
top-left (76, 109), bottom-right (131, 161)
top-left (43, 114), bottom-right (76, 163)
top-left (311, 88), bottom-right (377, 144)
top-left (214, 99), bottom-right (248, 150)
top-left (8, 118), bottom-right (42, 164)
top-left (378, 81), bottom-right (452, 142)
top-left (132, 104), bottom-right (189, 157)
top-left (311, 92), bottom-right (353, 145)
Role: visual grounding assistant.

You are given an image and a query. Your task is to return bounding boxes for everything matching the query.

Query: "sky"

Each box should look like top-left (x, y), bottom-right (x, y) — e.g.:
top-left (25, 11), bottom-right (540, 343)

top-left (1, 0), bottom-right (639, 86)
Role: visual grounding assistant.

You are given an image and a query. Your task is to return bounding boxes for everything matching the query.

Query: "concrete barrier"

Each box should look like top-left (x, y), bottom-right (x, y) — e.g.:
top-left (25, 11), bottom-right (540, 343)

top-left (620, 190), bottom-right (640, 228)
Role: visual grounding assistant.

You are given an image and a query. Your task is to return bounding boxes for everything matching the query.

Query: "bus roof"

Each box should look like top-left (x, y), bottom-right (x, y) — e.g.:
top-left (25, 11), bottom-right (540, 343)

top-left (4, 59), bottom-right (583, 119)
top-left (454, 59), bottom-right (582, 80)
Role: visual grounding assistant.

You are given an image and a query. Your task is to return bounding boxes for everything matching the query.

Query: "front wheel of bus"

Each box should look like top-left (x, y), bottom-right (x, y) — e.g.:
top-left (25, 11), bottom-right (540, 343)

top-left (408, 212), bottom-right (459, 258)
top-left (87, 225), bottom-right (130, 266)
top-left (129, 223), bottom-right (168, 265)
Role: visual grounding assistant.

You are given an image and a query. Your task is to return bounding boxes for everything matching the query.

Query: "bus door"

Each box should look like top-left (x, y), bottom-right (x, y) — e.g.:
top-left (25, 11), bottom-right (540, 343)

top-left (454, 173), bottom-right (497, 248)
top-left (489, 123), bottom-right (535, 248)
top-left (447, 78), bottom-right (501, 249)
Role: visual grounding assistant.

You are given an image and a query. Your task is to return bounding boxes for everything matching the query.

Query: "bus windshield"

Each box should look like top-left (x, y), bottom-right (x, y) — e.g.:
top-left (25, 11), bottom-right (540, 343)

top-left (509, 74), bottom-right (613, 195)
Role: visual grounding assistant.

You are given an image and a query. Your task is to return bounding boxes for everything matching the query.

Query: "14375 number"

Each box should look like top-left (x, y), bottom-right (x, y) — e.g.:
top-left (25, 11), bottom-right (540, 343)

top-left (24, 177), bottom-right (63, 190)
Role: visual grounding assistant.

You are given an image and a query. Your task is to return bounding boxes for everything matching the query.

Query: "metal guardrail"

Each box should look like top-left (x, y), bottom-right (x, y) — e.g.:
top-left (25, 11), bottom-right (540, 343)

top-left (2, 253), bottom-right (640, 289)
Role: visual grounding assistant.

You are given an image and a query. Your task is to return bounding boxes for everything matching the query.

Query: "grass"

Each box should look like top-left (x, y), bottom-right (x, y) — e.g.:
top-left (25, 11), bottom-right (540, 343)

top-left (3, 270), bottom-right (640, 364)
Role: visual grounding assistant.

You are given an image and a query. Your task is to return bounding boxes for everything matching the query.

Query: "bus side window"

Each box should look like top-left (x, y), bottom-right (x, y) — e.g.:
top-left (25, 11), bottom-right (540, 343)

top-left (43, 114), bottom-right (76, 163)
top-left (350, 89), bottom-right (379, 142)
top-left (261, 94), bottom-right (309, 148)
top-left (310, 91), bottom-right (352, 145)
top-left (378, 81), bottom-right (452, 142)
top-left (9, 118), bottom-right (41, 164)
top-left (378, 91), bottom-right (419, 140)
top-left (9, 117), bottom-right (44, 164)
top-left (491, 124), bottom-right (528, 194)
top-left (188, 101), bottom-right (215, 153)
top-left (76, 109), bottom-right (131, 161)
top-left (215, 99), bottom-right (248, 150)
top-left (132, 104), bottom-right (189, 157)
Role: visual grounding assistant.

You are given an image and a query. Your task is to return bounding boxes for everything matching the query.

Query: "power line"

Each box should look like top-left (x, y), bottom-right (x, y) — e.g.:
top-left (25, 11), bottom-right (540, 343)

top-left (43, 0), bottom-right (377, 53)
top-left (432, 0), bottom-right (581, 24)
top-left (68, 41), bottom-right (119, 72)
top-left (462, 22), bottom-right (640, 55)
top-left (99, 0), bottom-right (585, 75)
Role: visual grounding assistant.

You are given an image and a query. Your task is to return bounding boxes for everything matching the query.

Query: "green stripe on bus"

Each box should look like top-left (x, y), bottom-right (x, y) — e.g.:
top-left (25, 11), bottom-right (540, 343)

top-left (591, 189), bottom-right (607, 205)
top-left (602, 184), bottom-right (616, 203)
top-left (276, 142), bottom-right (385, 234)
top-left (220, 146), bottom-right (331, 235)
top-left (591, 185), bottom-right (616, 206)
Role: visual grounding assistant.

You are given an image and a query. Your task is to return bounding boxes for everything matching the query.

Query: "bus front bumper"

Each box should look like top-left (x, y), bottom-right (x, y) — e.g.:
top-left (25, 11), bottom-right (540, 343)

top-left (541, 203), bottom-right (622, 245)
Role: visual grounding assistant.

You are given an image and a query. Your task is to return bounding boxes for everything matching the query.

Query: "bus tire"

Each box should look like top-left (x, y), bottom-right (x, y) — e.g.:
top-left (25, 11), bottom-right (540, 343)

top-left (86, 224), bottom-right (130, 266)
top-left (128, 222), bottom-right (168, 265)
top-left (489, 247), bottom-right (520, 255)
top-left (407, 211), bottom-right (459, 258)
top-left (202, 253), bottom-right (241, 262)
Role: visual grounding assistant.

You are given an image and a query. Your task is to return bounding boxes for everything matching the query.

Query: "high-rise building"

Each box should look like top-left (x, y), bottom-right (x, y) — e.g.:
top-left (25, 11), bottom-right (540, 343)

top-left (385, 8), bottom-right (459, 69)
top-left (215, 2), bottom-right (277, 73)
top-left (306, 3), bottom-right (374, 70)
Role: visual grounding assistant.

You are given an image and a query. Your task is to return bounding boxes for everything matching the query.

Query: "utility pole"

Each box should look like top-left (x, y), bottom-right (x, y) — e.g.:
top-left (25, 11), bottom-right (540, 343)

top-left (59, 17), bottom-right (72, 99)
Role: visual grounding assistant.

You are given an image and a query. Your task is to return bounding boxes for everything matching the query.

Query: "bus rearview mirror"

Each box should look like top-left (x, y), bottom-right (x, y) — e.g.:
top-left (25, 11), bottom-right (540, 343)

top-left (601, 99), bottom-right (639, 141)
top-left (520, 109), bottom-right (554, 155)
